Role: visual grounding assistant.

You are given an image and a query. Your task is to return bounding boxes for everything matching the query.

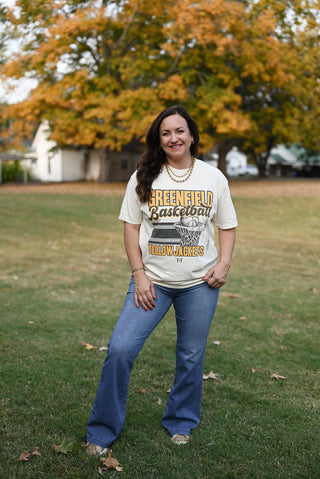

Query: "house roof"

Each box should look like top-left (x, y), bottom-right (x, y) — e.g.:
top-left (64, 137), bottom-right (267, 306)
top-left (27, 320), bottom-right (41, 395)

top-left (0, 153), bottom-right (36, 161)
top-left (268, 144), bottom-right (298, 165)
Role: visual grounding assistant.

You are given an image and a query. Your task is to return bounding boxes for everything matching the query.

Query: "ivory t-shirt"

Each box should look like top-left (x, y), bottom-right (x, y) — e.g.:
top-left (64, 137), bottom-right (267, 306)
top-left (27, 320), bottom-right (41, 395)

top-left (119, 159), bottom-right (238, 288)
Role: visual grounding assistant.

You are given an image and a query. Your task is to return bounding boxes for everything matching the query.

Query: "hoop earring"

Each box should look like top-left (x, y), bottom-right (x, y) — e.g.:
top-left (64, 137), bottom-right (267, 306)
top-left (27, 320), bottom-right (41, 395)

top-left (191, 140), bottom-right (194, 144)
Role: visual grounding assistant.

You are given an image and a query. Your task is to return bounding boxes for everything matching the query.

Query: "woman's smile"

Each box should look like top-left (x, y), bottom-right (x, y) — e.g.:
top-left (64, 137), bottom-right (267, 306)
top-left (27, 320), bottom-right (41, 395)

top-left (160, 113), bottom-right (194, 167)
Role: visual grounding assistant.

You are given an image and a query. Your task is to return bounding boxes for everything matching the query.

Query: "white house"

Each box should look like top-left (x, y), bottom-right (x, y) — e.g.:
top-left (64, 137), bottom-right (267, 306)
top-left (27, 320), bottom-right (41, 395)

top-left (226, 147), bottom-right (248, 176)
top-left (31, 121), bottom-right (87, 182)
top-left (204, 147), bottom-right (258, 176)
top-left (31, 121), bottom-right (140, 182)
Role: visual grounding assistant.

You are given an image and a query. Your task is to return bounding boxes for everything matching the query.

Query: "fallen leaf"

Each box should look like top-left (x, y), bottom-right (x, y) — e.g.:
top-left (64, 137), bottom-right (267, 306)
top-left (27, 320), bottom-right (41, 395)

top-left (52, 443), bottom-right (60, 453)
top-left (251, 368), bottom-right (257, 373)
top-left (157, 398), bottom-right (162, 405)
top-left (17, 451), bottom-right (30, 461)
top-left (100, 450), bottom-right (122, 471)
top-left (81, 342), bottom-right (96, 350)
top-left (270, 373), bottom-right (288, 380)
top-left (28, 321), bottom-right (35, 325)
top-left (212, 340), bottom-right (221, 346)
top-left (203, 371), bottom-right (220, 381)
top-left (222, 292), bottom-right (241, 299)
top-left (239, 316), bottom-right (247, 321)
top-left (166, 388), bottom-right (171, 393)
top-left (98, 466), bottom-right (104, 476)
top-left (139, 388), bottom-right (147, 394)
top-left (52, 439), bottom-right (77, 454)
top-left (31, 447), bottom-right (41, 457)
top-left (99, 346), bottom-right (108, 351)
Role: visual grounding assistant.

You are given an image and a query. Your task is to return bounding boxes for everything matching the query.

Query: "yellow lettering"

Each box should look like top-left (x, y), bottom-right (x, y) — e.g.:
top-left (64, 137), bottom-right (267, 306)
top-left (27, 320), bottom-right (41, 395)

top-left (149, 190), bottom-right (156, 207)
top-left (155, 189), bottom-right (163, 206)
top-left (194, 191), bottom-right (201, 206)
top-left (163, 190), bottom-right (170, 206)
top-left (175, 190), bottom-right (184, 206)
top-left (170, 190), bottom-right (176, 205)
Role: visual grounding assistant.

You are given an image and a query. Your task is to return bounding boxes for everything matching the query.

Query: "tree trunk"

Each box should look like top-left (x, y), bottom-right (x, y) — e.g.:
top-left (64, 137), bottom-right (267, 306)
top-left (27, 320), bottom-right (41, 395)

top-left (256, 152), bottom-right (269, 177)
top-left (99, 148), bottom-right (110, 182)
top-left (217, 142), bottom-right (232, 176)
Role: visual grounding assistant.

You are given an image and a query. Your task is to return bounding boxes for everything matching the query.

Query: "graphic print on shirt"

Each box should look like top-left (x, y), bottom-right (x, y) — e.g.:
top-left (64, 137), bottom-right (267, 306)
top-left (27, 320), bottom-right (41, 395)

top-left (147, 188), bottom-right (213, 258)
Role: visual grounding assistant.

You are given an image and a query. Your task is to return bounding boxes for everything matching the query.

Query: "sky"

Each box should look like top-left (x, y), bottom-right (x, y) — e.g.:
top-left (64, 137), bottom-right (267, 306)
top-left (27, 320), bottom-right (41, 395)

top-left (0, 78), bottom-right (38, 104)
top-left (0, 0), bottom-right (36, 103)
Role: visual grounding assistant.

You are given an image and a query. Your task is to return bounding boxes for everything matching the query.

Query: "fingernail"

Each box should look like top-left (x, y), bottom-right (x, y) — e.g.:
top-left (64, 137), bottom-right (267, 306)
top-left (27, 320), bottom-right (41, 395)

top-left (144, 308), bottom-right (148, 311)
top-left (150, 307), bottom-right (153, 311)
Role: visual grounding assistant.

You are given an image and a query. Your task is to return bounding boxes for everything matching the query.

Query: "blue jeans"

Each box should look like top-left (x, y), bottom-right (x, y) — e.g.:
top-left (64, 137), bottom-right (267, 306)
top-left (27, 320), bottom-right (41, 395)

top-left (87, 278), bottom-right (219, 448)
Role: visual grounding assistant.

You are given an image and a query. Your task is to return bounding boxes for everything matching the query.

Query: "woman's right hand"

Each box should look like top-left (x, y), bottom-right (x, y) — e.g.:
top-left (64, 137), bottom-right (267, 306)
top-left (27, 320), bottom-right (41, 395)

top-left (133, 271), bottom-right (157, 311)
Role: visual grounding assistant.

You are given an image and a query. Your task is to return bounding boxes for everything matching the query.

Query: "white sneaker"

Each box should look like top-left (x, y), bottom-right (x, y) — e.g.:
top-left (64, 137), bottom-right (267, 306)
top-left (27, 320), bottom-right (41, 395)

top-left (171, 434), bottom-right (190, 445)
top-left (85, 442), bottom-right (109, 455)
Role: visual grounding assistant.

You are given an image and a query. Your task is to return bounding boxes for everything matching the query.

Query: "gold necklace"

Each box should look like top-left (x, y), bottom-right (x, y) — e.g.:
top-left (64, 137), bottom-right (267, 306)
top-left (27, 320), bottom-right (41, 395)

top-left (167, 165), bottom-right (190, 178)
top-left (165, 157), bottom-right (195, 183)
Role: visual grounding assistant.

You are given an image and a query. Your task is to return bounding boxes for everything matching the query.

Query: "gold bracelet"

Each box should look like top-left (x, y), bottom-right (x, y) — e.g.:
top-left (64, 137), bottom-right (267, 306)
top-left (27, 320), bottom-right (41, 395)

top-left (132, 267), bottom-right (145, 274)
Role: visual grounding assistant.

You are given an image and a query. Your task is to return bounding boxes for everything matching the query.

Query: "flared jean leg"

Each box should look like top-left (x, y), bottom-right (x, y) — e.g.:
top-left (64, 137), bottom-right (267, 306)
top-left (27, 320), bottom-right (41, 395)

top-left (161, 283), bottom-right (219, 436)
top-left (87, 280), bottom-right (172, 448)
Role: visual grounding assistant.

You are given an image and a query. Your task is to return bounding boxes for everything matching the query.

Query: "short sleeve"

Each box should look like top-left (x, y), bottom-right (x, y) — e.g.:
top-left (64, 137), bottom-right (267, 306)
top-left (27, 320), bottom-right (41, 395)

top-left (118, 172), bottom-right (143, 224)
top-left (213, 173), bottom-right (238, 229)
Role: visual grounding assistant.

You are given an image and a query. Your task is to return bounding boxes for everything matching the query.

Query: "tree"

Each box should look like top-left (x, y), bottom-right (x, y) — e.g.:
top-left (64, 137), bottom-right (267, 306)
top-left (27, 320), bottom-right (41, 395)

top-left (239, 0), bottom-right (320, 174)
top-left (1, 0), bottom-right (319, 177)
top-left (0, 4), bottom-right (10, 66)
top-left (0, 0), bottom-right (184, 166)
top-left (163, 0), bottom-right (320, 174)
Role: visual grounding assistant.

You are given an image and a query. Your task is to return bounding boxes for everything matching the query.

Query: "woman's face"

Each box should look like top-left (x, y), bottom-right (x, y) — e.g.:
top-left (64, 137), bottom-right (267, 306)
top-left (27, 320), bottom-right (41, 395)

top-left (159, 114), bottom-right (194, 164)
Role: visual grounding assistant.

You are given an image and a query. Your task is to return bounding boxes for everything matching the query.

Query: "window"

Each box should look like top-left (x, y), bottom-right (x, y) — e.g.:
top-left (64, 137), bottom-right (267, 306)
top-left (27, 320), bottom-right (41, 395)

top-left (121, 157), bottom-right (128, 170)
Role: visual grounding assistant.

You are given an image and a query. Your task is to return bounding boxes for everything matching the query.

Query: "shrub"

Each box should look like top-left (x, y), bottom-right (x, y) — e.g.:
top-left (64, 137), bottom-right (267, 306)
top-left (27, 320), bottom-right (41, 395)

top-left (1, 160), bottom-right (32, 183)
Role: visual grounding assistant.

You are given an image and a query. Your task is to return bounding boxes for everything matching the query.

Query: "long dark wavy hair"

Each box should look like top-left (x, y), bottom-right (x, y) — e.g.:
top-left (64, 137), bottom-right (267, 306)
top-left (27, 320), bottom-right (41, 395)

top-left (135, 105), bottom-right (200, 203)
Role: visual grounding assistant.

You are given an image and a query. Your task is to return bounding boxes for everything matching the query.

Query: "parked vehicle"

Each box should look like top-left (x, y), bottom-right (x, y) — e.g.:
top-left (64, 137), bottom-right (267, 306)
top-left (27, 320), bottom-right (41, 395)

top-left (242, 164), bottom-right (258, 176)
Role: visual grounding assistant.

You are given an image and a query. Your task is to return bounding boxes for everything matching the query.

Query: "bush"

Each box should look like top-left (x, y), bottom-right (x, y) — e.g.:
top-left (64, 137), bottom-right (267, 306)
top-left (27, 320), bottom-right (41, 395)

top-left (1, 160), bottom-right (32, 183)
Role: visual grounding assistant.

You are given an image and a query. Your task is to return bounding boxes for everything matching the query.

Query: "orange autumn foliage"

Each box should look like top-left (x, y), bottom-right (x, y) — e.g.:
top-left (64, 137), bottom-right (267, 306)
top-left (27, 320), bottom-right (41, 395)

top-left (0, 0), bottom-right (319, 174)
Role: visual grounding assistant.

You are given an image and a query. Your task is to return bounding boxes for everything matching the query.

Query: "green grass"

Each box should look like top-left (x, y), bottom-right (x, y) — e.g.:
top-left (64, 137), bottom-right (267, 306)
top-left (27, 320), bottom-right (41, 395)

top-left (0, 183), bottom-right (319, 478)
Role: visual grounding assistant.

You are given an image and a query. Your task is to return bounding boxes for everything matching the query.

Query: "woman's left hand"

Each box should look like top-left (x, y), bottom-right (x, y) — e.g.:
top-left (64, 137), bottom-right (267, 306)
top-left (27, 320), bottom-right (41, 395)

top-left (202, 261), bottom-right (230, 288)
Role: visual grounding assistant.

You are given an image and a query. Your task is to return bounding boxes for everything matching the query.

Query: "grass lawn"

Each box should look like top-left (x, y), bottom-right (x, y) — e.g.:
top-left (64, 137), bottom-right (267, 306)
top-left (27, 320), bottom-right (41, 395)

top-left (0, 180), bottom-right (319, 478)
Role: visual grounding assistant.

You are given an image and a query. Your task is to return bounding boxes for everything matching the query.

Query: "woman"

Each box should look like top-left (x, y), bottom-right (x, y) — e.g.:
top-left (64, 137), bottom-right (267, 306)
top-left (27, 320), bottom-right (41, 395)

top-left (86, 105), bottom-right (238, 454)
